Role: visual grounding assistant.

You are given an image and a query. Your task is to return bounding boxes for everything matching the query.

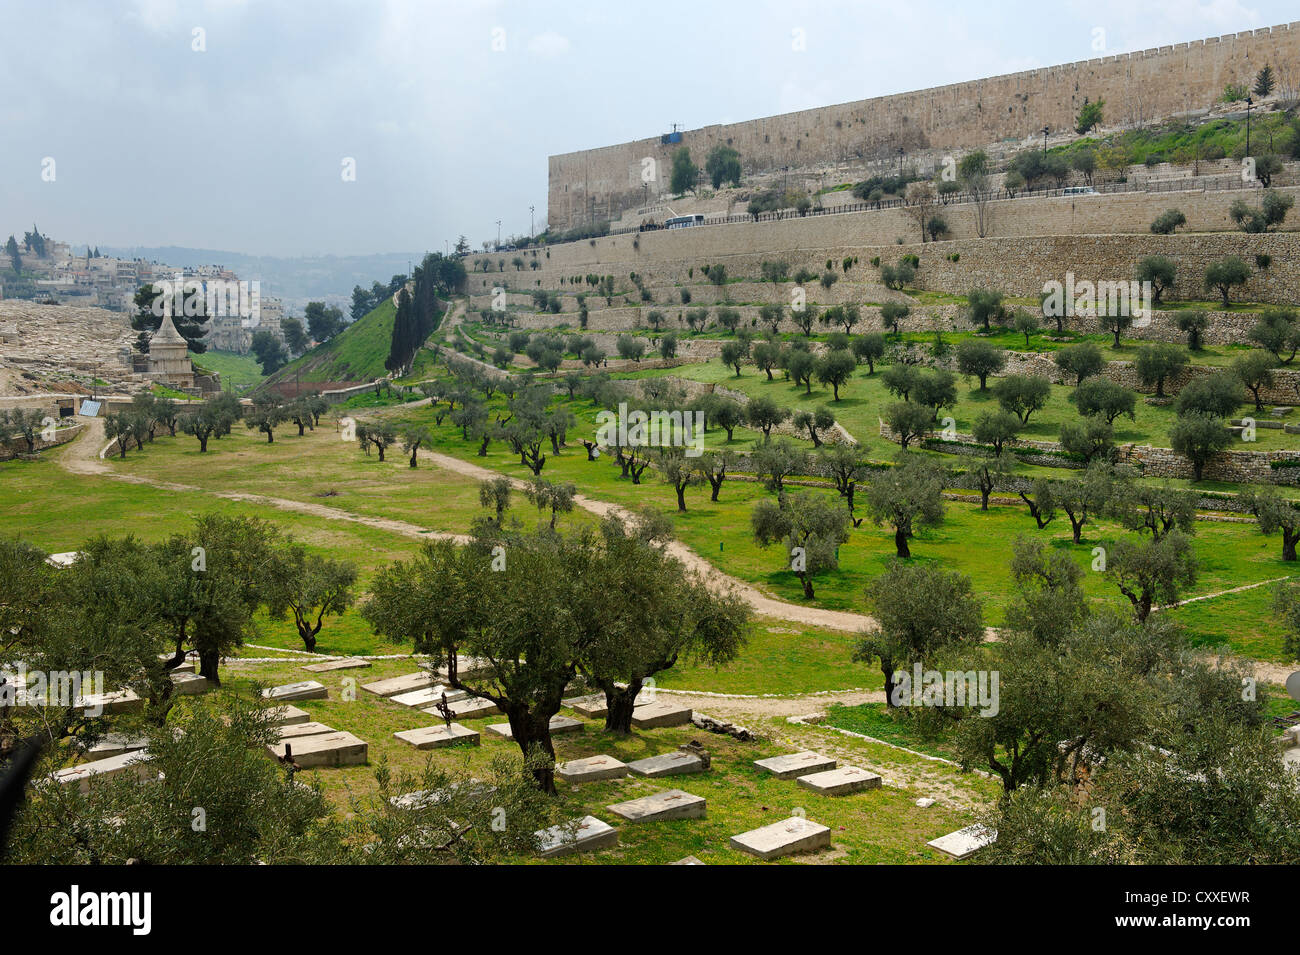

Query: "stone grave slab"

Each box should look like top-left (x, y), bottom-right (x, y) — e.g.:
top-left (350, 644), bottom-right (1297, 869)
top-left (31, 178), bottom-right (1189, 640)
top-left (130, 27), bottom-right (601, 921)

top-left (730, 817), bottom-right (832, 860)
top-left (170, 672), bottom-right (211, 696)
top-left (535, 815), bottom-right (618, 858)
top-left (81, 733), bottom-right (149, 762)
top-left (607, 788), bottom-right (706, 822)
top-left (753, 751), bottom-right (836, 780)
top-left (394, 723), bottom-right (480, 750)
top-left (927, 824), bottom-right (998, 860)
top-left (564, 694), bottom-right (608, 718)
top-left (361, 671), bottom-right (435, 697)
top-left (302, 657), bottom-right (372, 673)
top-left (796, 765), bottom-right (882, 796)
top-left (159, 655), bottom-right (196, 673)
top-left (276, 721), bottom-right (337, 741)
top-left (486, 716), bottom-right (582, 739)
top-left (435, 656), bottom-right (493, 681)
top-left (267, 731), bottom-right (368, 768)
top-left (389, 685), bottom-right (467, 709)
top-left (267, 704), bottom-right (311, 726)
top-left (391, 789), bottom-right (443, 810)
top-left (52, 751), bottom-right (154, 794)
top-left (671, 855), bottom-right (705, 865)
top-left (631, 700), bottom-right (693, 729)
top-left (626, 751), bottom-right (708, 777)
top-left (557, 754), bottom-right (629, 783)
top-left (77, 689), bottom-right (142, 715)
top-left (391, 779), bottom-right (495, 809)
top-left (440, 696), bottom-right (500, 720)
top-left (261, 680), bottom-right (328, 702)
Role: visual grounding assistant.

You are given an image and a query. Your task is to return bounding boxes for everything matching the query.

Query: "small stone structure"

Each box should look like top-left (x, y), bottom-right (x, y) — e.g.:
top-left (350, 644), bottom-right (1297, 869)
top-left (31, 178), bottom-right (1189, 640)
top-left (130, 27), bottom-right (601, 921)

top-left (261, 680), bottom-right (328, 702)
top-left (144, 312), bottom-right (195, 389)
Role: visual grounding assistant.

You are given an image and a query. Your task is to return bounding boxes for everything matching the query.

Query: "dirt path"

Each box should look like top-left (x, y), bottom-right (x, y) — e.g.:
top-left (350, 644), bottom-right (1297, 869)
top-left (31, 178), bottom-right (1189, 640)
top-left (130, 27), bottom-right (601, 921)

top-left (61, 417), bottom-right (469, 543)
top-left (57, 414), bottom-right (1300, 689)
top-left (659, 687), bottom-right (885, 722)
top-left (414, 445), bottom-right (877, 632)
top-left (63, 409), bottom-right (875, 633)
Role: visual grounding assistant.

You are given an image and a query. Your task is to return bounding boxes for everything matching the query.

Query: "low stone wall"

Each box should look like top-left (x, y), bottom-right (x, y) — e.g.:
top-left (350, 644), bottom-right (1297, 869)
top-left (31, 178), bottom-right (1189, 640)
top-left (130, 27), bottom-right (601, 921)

top-left (882, 414), bottom-right (1300, 484)
top-left (879, 421), bottom-right (1083, 468)
top-left (476, 289), bottom-right (1286, 349)
top-left (470, 202), bottom-right (1300, 309)
top-left (992, 348), bottom-right (1300, 405)
top-left (0, 422), bottom-right (85, 461)
top-left (316, 379), bottom-right (388, 405)
top-left (1117, 442), bottom-right (1300, 483)
top-left (604, 375), bottom-right (848, 445)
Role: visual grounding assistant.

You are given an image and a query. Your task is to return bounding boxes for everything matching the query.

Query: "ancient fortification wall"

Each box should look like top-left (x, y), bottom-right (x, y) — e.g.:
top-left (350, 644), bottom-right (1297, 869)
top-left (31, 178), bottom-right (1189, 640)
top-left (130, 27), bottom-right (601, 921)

top-left (470, 194), bottom-right (1300, 309)
top-left (548, 23), bottom-right (1300, 230)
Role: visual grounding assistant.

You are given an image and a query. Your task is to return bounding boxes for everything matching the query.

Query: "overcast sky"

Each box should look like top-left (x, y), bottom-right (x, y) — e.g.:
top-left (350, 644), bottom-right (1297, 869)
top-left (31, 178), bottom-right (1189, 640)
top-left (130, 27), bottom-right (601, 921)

top-left (1, 0), bottom-right (1293, 257)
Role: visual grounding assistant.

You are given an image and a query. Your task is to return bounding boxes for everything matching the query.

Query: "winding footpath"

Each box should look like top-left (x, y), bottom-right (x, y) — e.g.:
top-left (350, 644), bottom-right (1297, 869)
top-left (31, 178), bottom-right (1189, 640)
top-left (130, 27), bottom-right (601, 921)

top-left (416, 444), bottom-right (877, 631)
top-left (60, 414), bottom-right (874, 632)
top-left (59, 400), bottom-right (1299, 685)
top-left (62, 416), bottom-right (471, 544)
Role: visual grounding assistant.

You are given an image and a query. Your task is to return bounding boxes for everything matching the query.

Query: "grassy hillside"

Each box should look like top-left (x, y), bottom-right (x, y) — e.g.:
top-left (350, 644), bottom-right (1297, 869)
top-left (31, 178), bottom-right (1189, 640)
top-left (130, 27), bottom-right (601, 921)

top-left (265, 297), bottom-right (397, 387)
top-left (1051, 108), bottom-right (1298, 166)
top-left (190, 349), bottom-right (266, 391)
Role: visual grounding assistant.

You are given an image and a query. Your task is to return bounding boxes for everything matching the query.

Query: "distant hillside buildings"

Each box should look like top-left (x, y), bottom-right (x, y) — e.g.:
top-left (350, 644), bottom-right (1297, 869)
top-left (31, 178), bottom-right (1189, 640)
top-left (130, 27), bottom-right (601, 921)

top-left (0, 233), bottom-right (283, 355)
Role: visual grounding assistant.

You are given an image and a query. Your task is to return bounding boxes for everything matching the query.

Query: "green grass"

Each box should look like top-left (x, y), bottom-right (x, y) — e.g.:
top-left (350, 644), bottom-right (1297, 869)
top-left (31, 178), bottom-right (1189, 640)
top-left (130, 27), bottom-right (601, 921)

top-left (100, 417), bottom-right (550, 540)
top-left (823, 702), bottom-right (958, 761)
top-left (266, 297), bottom-right (428, 386)
top-left (1167, 582), bottom-right (1296, 663)
top-left (208, 656), bottom-right (989, 864)
top-left (379, 372), bottom-right (1296, 642)
top-left (659, 621), bottom-right (878, 695)
top-left (1048, 111), bottom-right (1298, 168)
top-left (372, 355), bottom-right (1300, 665)
top-left (0, 443), bottom-right (425, 656)
top-left (619, 354), bottom-right (1300, 455)
top-left (15, 345), bottom-right (1300, 670)
top-left (191, 349), bottom-right (266, 390)
top-left (4, 423), bottom-right (894, 688)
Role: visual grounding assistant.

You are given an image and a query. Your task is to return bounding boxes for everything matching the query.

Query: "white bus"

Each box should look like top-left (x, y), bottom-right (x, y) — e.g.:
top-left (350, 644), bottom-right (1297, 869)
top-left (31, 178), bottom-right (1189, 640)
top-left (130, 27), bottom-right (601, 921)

top-left (665, 214), bottom-right (705, 229)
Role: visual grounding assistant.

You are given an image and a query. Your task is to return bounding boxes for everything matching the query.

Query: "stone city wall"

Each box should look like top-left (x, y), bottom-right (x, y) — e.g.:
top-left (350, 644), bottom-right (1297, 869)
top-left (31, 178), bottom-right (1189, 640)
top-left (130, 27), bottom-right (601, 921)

top-left (470, 197), bottom-right (1300, 308)
top-left (548, 23), bottom-right (1300, 229)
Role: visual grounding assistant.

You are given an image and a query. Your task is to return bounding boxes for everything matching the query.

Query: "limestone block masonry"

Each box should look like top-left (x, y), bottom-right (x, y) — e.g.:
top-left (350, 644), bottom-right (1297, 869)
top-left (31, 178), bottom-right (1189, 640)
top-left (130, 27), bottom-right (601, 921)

top-left (472, 201), bottom-right (1300, 309)
top-left (548, 23), bottom-right (1300, 230)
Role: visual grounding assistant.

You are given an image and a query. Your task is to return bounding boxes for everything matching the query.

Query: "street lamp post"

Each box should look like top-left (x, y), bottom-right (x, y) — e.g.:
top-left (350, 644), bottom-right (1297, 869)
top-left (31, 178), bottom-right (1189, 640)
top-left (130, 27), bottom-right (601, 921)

top-left (1042, 126), bottom-right (1049, 154)
top-left (897, 147), bottom-right (904, 177)
top-left (1245, 96), bottom-right (1254, 157)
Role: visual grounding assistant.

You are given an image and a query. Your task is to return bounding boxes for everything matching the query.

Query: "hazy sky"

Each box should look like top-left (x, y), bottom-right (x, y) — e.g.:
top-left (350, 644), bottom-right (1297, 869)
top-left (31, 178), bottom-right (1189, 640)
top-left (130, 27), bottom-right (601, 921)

top-left (2, 0), bottom-right (1293, 257)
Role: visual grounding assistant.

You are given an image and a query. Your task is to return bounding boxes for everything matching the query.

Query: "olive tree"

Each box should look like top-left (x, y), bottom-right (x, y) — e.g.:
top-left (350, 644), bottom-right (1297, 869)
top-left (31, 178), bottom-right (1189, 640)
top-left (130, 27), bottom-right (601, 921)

top-left (264, 544), bottom-right (358, 652)
top-left (751, 493), bottom-right (851, 599)
top-left (955, 338), bottom-right (1007, 390)
top-left (1102, 531), bottom-right (1197, 622)
top-left (1135, 343), bottom-right (1188, 397)
top-left (853, 561), bottom-right (984, 707)
top-left (1169, 412), bottom-right (1231, 481)
top-left (864, 454), bottom-right (945, 558)
top-left (1244, 487), bottom-right (1300, 561)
